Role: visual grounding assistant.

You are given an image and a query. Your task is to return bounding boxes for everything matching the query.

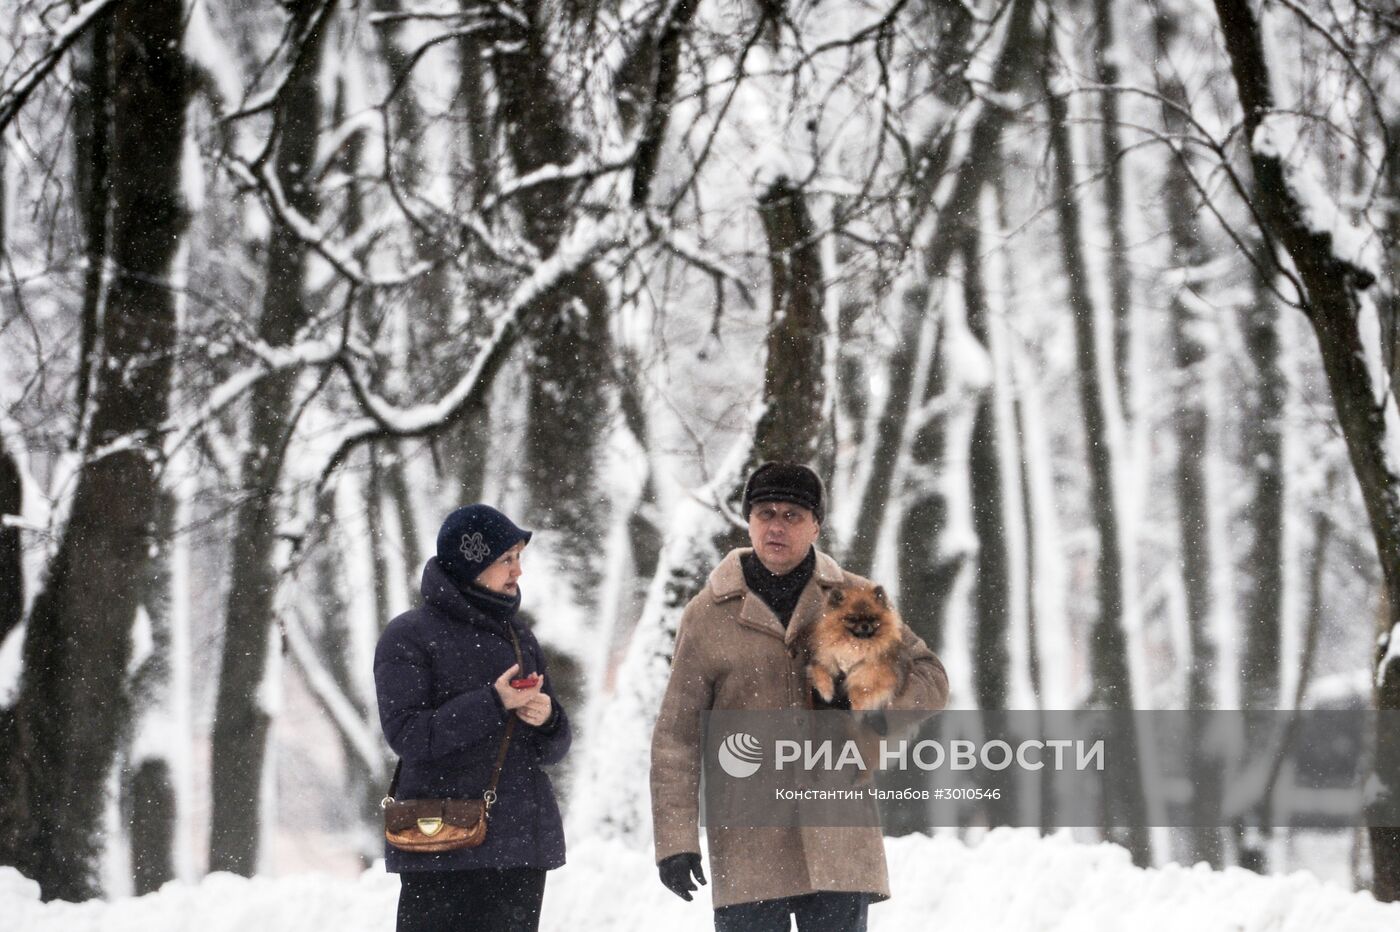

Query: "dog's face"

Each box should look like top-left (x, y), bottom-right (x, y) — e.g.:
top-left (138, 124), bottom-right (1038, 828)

top-left (823, 584), bottom-right (898, 642)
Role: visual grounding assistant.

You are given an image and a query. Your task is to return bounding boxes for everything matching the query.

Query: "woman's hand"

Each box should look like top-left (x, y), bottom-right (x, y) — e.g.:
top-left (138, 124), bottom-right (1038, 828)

top-left (516, 692), bottom-right (553, 728)
top-left (493, 664), bottom-right (541, 711)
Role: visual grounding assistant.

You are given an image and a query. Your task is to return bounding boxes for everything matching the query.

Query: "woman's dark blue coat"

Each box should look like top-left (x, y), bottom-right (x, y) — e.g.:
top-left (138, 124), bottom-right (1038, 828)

top-left (374, 557), bottom-right (570, 873)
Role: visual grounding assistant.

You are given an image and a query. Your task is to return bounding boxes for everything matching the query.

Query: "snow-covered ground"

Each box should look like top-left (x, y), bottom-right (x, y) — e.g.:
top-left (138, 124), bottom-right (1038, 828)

top-left (4, 829), bottom-right (1398, 931)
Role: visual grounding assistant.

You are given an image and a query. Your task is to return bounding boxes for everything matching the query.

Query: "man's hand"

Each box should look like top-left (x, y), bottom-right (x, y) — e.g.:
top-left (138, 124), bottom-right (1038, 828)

top-left (494, 664), bottom-right (542, 711)
top-left (658, 852), bottom-right (707, 901)
top-left (516, 691), bottom-right (553, 727)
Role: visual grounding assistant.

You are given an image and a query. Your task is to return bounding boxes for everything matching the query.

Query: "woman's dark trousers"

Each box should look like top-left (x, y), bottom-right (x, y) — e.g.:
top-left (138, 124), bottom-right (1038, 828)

top-left (396, 868), bottom-right (546, 932)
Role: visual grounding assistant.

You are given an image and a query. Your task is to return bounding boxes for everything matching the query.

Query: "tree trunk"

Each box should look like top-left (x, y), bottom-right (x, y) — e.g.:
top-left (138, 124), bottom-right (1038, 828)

top-left (489, 0), bottom-right (612, 608)
top-left (1164, 138), bottom-right (1224, 868)
top-left (447, 30), bottom-right (495, 506)
top-left (963, 215), bottom-right (1019, 828)
top-left (0, 0), bottom-right (188, 900)
top-left (70, 6), bottom-right (113, 441)
top-left (1010, 360), bottom-right (1056, 832)
top-left (381, 447), bottom-right (422, 600)
top-left (965, 213), bottom-right (1015, 829)
top-left (753, 176), bottom-right (827, 467)
top-left (848, 292), bottom-right (925, 577)
top-left (966, 219), bottom-right (1009, 712)
top-left (1233, 242), bottom-right (1287, 870)
top-left (832, 222), bottom-right (873, 509)
top-left (570, 177), bottom-right (829, 842)
top-left (1211, 0), bottom-right (1400, 899)
top-left (895, 308), bottom-right (960, 652)
top-left (123, 485), bottom-right (176, 894)
top-left (312, 489), bottom-right (384, 867)
top-left (992, 165), bottom-right (1059, 831)
top-left (0, 437), bottom-right (20, 644)
top-left (366, 447), bottom-right (394, 625)
top-left (1093, 0), bottom-right (1133, 419)
top-left (371, 0), bottom-right (453, 369)
top-left (1238, 466), bottom-right (1331, 873)
top-left (208, 0), bottom-right (334, 875)
top-left (1042, 45), bottom-right (1151, 866)
top-left (1151, 13), bottom-right (1226, 860)
top-left (456, 30), bottom-right (494, 212)
top-left (1240, 254), bottom-right (1286, 711)
top-left (845, 0), bottom-right (1037, 576)
top-left (612, 357), bottom-right (663, 686)
top-left (125, 759), bottom-right (175, 895)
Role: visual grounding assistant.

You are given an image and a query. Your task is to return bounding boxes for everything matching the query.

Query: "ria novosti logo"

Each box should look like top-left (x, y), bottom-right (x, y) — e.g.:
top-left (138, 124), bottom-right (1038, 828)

top-left (717, 733), bottom-right (763, 778)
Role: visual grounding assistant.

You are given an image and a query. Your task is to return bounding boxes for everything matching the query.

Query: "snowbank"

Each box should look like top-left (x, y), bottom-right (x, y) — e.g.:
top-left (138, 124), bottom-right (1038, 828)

top-left (4, 829), bottom-right (1397, 931)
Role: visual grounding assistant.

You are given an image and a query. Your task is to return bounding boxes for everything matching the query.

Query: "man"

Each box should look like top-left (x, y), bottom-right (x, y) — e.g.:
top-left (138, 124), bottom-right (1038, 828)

top-left (650, 462), bottom-right (950, 931)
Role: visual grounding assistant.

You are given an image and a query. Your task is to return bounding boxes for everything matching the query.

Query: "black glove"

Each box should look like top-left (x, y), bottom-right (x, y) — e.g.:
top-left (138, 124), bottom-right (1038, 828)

top-left (658, 852), bottom-right (707, 901)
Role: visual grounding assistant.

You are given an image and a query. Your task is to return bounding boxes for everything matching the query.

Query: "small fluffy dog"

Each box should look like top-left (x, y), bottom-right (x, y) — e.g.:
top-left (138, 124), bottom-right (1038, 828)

top-left (794, 583), bottom-right (911, 711)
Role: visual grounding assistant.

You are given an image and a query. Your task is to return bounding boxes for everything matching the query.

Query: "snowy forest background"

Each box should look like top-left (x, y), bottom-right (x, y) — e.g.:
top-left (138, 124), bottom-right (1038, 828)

top-left (2, 0), bottom-right (1400, 913)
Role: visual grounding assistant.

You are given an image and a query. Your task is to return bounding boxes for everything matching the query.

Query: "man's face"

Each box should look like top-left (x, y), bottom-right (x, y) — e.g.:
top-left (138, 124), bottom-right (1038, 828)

top-left (747, 501), bottom-right (820, 575)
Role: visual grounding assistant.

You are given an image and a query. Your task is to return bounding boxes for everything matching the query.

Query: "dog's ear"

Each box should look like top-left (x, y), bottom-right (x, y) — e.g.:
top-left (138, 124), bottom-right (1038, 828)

top-left (873, 585), bottom-right (888, 606)
top-left (827, 588), bottom-right (845, 607)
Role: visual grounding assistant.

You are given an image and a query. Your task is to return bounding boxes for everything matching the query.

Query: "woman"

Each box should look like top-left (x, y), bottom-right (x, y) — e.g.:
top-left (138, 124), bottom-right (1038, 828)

top-left (374, 504), bottom-right (570, 932)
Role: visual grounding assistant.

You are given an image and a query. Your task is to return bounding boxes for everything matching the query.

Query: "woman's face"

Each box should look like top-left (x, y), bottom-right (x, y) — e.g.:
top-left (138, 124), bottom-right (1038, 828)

top-left (476, 541), bottom-right (526, 595)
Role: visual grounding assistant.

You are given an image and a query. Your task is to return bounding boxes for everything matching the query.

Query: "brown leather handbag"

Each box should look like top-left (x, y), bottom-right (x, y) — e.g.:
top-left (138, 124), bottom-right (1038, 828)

top-left (381, 627), bottom-right (523, 853)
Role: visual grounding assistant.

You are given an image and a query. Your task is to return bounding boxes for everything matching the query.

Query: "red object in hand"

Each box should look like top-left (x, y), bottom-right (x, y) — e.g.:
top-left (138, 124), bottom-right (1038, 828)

top-left (510, 674), bottom-right (541, 690)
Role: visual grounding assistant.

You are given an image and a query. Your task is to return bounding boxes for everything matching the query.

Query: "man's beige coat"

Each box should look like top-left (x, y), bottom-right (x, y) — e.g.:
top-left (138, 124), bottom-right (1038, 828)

top-left (650, 547), bottom-right (950, 909)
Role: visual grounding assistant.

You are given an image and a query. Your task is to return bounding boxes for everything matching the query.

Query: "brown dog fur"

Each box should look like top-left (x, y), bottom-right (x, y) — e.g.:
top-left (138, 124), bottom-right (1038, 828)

top-left (795, 583), bottom-right (911, 711)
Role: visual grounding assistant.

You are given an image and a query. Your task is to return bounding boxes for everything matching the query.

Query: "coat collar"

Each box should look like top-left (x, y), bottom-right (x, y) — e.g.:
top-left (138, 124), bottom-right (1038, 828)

top-left (708, 547), bottom-right (843, 600)
top-left (420, 557), bottom-right (515, 635)
top-left (708, 547), bottom-right (844, 645)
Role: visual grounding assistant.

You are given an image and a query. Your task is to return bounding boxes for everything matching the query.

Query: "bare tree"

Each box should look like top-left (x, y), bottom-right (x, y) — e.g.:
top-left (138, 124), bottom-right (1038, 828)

top-left (1210, 0), bottom-right (1400, 898)
top-left (0, 0), bottom-right (189, 899)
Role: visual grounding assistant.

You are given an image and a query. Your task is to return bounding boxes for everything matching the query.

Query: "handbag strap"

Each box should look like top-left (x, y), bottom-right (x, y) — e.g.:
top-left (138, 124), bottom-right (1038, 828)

top-left (383, 620), bottom-right (529, 810)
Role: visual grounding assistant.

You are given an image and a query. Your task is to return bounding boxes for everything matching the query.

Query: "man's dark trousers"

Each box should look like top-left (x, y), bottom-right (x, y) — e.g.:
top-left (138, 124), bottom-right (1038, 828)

top-left (714, 891), bottom-right (868, 932)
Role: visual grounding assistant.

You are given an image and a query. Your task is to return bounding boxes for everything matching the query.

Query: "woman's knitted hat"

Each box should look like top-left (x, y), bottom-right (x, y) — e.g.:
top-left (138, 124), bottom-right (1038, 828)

top-left (436, 504), bottom-right (533, 588)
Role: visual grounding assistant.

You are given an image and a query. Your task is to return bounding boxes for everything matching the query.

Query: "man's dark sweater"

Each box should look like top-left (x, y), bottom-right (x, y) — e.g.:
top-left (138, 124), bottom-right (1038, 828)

top-left (741, 547), bottom-right (816, 628)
